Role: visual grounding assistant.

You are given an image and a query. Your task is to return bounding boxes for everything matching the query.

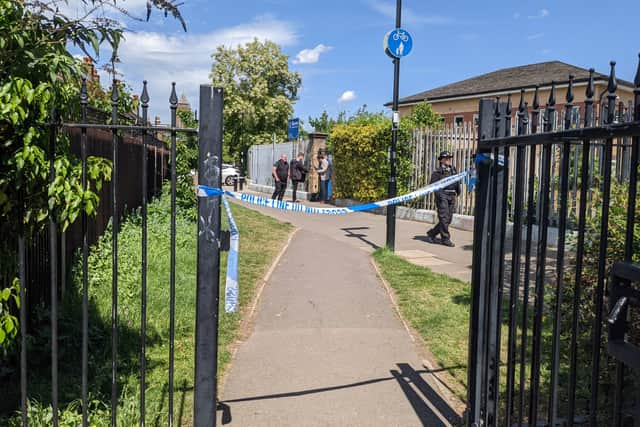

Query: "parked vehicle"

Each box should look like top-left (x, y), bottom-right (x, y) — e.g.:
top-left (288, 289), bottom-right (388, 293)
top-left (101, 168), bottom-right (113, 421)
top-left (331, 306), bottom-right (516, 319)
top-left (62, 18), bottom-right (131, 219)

top-left (222, 164), bottom-right (241, 186)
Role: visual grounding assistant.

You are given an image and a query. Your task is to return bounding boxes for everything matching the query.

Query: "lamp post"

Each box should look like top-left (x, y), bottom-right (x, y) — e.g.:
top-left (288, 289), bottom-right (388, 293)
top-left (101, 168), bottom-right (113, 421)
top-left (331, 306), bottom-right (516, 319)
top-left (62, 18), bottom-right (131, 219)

top-left (386, 0), bottom-right (402, 251)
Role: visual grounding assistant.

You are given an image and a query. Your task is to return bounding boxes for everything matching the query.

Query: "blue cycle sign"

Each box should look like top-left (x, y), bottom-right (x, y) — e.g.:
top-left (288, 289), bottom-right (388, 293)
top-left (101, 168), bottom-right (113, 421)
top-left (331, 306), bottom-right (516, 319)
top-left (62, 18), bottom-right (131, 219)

top-left (383, 28), bottom-right (413, 58)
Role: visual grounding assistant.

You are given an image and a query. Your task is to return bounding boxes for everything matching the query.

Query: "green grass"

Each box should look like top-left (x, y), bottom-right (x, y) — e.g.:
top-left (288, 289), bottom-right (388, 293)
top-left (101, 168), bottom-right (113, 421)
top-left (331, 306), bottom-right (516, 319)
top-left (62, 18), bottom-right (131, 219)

top-left (372, 248), bottom-right (562, 416)
top-left (372, 248), bottom-right (471, 397)
top-left (5, 193), bottom-right (292, 426)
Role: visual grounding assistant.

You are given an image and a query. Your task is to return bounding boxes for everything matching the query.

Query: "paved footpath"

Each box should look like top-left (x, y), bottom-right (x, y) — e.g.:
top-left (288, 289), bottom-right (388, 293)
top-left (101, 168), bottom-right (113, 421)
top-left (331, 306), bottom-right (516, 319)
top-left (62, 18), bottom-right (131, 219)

top-left (217, 198), bottom-right (469, 426)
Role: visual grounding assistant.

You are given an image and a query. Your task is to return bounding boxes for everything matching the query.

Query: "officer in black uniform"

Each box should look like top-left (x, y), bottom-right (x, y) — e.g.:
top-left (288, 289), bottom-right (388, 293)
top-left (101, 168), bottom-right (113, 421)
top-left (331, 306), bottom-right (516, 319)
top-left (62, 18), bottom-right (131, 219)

top-left (425, 151), bottom-right (460, 247)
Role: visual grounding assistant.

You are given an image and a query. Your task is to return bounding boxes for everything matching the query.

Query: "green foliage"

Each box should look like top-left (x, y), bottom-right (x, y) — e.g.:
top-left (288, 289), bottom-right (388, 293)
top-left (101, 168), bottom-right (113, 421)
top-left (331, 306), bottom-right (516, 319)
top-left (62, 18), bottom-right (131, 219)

top-left (308, 110), bottom-right (347, 134)
top-left (401, 101), bottom-right (442, 129)
top-left (4, 188), bottom-right (293, 425)
top-left (210, 39), bottom-right (302, 169)
top-left (175, 110), bottom-right (198, 219)
top-left (0, 279), bottom-right (20, 353)
top-left (0, 0), bottom-right (185, 400)
top-left (560, 181), bottom-right (640, 418)
top-left (330, 113), bottom-right (412, 201)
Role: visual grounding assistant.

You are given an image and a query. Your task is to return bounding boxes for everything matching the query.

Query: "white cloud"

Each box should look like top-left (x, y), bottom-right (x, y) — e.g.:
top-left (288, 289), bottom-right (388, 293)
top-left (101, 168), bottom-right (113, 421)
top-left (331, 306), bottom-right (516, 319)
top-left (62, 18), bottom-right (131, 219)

top-left (527, 33), bottom-right (545, 40)
top-left (93, 15), bottom-right (298, 122)
top-left (528, 8), bottom-right (550, 19)
top-left (293, 44), bottom-right (332, 64)
top-left (368, 0), bottom-right (452, 25)
top-left (338, 90), bottom-right (357, 103)
top-left (51, 0), bottom-right (149, 21)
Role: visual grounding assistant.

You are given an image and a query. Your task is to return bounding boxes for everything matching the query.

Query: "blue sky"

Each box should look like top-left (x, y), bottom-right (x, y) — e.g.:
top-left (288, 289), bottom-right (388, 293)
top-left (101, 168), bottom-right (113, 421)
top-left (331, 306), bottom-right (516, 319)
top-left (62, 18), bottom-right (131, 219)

top-left (65, 0), bottom-right (639, 129)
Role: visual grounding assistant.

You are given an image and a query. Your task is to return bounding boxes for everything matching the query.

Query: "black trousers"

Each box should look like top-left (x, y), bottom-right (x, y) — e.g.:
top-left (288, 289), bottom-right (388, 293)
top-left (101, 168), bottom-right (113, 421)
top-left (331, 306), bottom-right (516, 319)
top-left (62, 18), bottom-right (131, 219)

top-left (272, 180), bottom-right (287, 201)
top-left (427, 192), bottom-right (456, 241)
top-left (291, 179), bottom-right (302, 201)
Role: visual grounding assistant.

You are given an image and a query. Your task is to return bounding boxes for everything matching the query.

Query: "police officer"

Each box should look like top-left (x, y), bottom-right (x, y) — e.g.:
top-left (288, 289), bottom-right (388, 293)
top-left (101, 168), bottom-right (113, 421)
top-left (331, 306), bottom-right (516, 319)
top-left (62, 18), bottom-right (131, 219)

top-left (425, 151), bottom-right (460, 247)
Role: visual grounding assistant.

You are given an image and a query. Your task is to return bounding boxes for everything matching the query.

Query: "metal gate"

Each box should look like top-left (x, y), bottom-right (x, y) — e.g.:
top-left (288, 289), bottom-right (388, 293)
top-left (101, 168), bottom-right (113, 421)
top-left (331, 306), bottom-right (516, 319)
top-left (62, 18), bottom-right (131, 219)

top-left (11, 80), bottom-right (225, 426)
top-left (467, 58), bottom-right (640, 426)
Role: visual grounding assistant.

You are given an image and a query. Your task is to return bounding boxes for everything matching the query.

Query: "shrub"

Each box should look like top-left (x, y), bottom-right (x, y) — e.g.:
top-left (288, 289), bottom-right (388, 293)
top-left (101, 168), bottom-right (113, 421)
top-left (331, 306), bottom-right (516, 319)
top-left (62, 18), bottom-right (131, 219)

top-left (330, 115), bottom-right (412, 201)
top-left (560, 180), bottom-right (640, 420)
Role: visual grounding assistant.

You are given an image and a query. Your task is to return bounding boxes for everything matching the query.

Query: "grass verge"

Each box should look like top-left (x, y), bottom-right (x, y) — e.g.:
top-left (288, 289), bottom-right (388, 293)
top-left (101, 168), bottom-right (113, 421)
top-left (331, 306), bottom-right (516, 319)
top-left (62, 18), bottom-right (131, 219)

top-left (5, 193), bottom-right (292, 426)
top-left (372, 248), bottom-right (471, 400)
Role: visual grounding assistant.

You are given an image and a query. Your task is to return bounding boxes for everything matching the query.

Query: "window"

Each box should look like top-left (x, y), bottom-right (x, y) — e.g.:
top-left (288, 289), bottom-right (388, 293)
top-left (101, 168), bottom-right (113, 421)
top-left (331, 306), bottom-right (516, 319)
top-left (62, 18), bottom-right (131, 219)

top-left (473, 114), bottom-right (479, 127)
top-left (454, 115), bottom-right (464, 127)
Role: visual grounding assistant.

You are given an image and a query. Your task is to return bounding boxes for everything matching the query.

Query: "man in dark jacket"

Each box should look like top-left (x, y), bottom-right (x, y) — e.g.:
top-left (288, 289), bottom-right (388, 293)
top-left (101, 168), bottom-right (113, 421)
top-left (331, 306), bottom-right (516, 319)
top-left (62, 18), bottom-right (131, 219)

top-left (271, 153), bottom-right (289, 201)
top-left (289, 152), bottom-right (308, 203)
top-left (425, 151), bottom-right (460, 247)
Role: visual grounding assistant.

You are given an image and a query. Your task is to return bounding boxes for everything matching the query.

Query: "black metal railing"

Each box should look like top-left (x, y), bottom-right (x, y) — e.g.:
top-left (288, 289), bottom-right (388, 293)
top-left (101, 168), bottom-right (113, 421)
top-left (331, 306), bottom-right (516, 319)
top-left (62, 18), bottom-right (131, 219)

top-left (11, 79), bottom-right (227, 426)
top-left (468, 55), bottom-right (640, 427)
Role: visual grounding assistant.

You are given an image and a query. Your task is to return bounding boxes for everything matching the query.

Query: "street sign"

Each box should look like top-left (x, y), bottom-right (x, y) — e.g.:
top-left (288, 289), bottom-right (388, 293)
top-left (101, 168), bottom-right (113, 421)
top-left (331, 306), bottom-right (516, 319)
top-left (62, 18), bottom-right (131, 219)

top-left (383, 28), bottom-right (413, 58)
top-left (287, 118), bottom-right (299, 140)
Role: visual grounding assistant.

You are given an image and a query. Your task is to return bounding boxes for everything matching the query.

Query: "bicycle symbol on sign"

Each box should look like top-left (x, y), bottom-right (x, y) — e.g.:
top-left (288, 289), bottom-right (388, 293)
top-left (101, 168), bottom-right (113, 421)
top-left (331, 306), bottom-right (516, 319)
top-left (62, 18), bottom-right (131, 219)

top-left (392, 30), bottom-right (409, 42)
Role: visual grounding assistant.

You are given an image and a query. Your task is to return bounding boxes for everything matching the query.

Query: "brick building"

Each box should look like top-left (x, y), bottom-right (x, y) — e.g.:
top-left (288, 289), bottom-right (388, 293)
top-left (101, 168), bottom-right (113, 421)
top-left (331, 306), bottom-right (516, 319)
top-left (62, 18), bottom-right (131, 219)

top-left (389, 61), bottom-right (635, 126)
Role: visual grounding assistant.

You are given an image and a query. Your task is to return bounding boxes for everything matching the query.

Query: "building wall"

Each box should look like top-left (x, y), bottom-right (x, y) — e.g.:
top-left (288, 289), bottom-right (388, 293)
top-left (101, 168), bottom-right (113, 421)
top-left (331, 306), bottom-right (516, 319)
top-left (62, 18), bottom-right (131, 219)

top-left (399, 83), bottom-right (634, 126)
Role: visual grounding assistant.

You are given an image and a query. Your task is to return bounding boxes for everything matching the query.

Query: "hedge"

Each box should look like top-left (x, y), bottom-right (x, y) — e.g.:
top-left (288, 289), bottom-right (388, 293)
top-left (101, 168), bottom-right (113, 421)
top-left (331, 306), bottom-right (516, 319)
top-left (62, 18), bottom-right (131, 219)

top-left (330, 116), bottom-right (412, 202)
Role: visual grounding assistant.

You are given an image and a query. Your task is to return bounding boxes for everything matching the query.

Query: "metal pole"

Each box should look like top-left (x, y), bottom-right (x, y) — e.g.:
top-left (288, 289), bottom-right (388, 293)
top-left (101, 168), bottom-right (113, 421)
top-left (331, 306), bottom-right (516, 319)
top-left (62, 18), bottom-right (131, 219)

top-left (386, 0), bottom-right (401, 250)
top-left (194, 85), bottom-right (223, 427)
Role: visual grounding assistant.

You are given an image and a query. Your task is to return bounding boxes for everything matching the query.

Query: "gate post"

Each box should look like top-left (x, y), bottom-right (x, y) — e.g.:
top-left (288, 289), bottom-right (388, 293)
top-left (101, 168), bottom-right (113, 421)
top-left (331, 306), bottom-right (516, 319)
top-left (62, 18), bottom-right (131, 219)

top-left (467, 98), bottom-right (496, 426)
top-left (194, 85), bottom-right (224, 427)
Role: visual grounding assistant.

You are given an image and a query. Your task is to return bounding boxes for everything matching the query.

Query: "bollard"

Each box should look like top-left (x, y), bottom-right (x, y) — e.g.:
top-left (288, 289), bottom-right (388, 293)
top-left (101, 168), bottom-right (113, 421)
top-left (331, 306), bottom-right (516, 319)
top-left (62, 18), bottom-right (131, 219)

top-left (233, 176), bottom-right (238, 192)
top-left (239, 177), bottom-right (244, 191)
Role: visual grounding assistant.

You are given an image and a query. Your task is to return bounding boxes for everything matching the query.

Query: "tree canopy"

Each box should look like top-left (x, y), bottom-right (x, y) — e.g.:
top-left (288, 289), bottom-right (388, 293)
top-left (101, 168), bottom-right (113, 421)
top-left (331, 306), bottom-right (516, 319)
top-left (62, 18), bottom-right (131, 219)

top-left (210, 39), bottom-right (302, 169)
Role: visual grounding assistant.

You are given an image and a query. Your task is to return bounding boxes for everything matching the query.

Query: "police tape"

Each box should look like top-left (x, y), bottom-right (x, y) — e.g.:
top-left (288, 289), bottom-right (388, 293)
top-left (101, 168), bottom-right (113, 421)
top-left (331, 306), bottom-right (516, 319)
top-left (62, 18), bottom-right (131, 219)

top-left (221, 197), bottom-right (239, 313)
top-left (202, 166), bottom-right (481, 313)
top-left (198, 170), bottom-right (470, 215)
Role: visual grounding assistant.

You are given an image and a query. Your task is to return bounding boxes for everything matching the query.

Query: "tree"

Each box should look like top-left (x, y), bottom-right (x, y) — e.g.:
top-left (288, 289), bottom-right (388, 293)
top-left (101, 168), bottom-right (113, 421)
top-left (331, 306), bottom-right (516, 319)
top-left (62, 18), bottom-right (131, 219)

top-left (210, 39), bottom-right (302, 171)
top-left (308, 110), bottom-right (347, 134)
top-left (401, 101), bottom-right (442, 129)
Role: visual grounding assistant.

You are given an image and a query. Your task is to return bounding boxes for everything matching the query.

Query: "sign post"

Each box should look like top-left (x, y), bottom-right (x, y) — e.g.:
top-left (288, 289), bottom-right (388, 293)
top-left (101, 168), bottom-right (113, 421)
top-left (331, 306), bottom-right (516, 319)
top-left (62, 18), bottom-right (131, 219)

top-left (383, 1), bottom-right (412, 251)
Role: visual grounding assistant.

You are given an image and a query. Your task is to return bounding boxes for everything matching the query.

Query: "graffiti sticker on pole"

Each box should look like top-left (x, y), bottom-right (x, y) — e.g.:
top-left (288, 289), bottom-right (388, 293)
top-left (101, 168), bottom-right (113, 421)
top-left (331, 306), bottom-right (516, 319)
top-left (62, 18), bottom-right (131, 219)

top-left (383, 28), bottom-right (413, 59)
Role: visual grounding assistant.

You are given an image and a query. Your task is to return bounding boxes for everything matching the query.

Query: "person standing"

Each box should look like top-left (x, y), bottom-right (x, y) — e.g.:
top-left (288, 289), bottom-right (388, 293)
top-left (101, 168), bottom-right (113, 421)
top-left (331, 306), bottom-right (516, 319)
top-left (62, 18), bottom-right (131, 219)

top-left (425, 151), bottom-right (460, 247)
top-left (316, 153), bottom-right (330, 203)
top-left (289, 152), bottom-right (308, 203)
top-left (271, 153), bottom-right (289, 201)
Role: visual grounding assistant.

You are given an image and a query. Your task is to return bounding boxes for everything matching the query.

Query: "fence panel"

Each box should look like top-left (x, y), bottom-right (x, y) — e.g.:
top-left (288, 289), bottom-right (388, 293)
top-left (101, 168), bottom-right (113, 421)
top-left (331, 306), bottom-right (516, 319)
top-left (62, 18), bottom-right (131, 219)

top-left (467, 60), bottom-right (640, 427)
top-left (248, 139), bottom-right (309, 186)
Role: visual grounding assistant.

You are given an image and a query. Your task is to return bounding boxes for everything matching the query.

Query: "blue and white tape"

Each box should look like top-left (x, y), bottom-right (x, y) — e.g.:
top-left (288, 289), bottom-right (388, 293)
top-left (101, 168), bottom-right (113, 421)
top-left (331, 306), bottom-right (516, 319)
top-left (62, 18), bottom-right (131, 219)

top-left (201, 166), bottom-right (485, 313)
top-left (198, 171), bottom-right (469, 215)
top-left (221, 197), bottom-right (239, 313)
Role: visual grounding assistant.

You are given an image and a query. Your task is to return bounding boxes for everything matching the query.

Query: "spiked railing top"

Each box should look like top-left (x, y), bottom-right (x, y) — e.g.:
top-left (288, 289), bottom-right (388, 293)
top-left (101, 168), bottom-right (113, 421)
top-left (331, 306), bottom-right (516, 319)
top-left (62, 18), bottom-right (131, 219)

top-left (110, 80), bottom-right (119, 104)
top-left (565, 75), bottom-right (574, 105)
top-left (80, 77), bottom-right (88, 106)
top-left (607, 61), bottom-right (617, 95)
top-left (518, 89), bottom-right (525, 116)
top-left (548, 81), bottom-right (556, 108)
top-left (586, 68), bottom-right (595, 101)
top-left (170, 82), bottom-right (178, 109)
top-left (141, 80), bottom-right (150, 107)
top-left (532, 86), bottom-right (540, 111)
top-left (635, 53), bottom-right (640, 88)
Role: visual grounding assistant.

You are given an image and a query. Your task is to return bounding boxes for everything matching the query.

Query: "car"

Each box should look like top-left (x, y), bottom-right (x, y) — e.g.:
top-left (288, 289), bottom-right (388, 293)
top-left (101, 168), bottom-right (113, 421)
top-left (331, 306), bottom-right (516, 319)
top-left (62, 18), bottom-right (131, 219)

top-left (222, 164), bottom-right (241, 186)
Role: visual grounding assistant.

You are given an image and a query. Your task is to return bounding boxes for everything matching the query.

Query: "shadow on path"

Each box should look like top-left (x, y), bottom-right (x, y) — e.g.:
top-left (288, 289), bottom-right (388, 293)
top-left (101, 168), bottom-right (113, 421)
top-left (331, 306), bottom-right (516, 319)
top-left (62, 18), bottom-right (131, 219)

top-left (218, 363), bottom-right (463, 426)
top-left (341, 226), bottom-right (380, 250)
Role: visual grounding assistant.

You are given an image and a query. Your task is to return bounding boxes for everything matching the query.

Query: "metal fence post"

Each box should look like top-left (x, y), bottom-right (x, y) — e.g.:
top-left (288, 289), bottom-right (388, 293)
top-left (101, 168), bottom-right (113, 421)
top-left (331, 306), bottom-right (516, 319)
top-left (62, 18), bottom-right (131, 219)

top-left (194, 85), bottom-right (223, 427)
top-left (467, 98), bottom-right (496, 426)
